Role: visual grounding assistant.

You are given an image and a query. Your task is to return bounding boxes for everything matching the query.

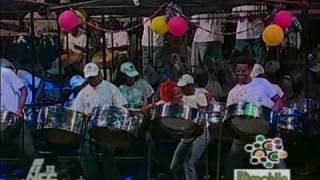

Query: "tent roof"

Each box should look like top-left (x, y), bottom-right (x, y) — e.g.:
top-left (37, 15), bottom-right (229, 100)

top-left (1, 0), bottom-right (320, 19)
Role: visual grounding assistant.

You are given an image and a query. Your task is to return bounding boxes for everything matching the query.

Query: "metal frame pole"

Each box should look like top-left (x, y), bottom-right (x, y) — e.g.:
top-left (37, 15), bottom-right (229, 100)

top-left (102, 15), bottom-right (107, 80)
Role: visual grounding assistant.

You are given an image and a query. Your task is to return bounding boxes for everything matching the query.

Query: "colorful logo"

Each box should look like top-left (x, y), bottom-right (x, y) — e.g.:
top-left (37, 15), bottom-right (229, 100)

top-left (244, 135), bottom-right (288, 169)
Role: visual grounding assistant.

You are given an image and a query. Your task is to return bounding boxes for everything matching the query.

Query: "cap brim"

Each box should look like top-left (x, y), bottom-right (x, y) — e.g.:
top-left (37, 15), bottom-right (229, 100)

top-left (71, 80), bottom-right (85, 89)
top-left (310, 63), bottom-right (320, 72)
top-left (177, 81), bottom-right (187, 87)
top-left (125, 70), bottom-right (139, 78)
top-left (85, 71), bottom-right (99, 78)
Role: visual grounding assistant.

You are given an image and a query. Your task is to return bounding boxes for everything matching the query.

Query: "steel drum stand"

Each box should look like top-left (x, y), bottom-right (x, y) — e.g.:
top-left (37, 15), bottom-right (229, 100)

top-left (215, 116), bottom-right (225, 180)
top-left (203, 113), bottom-right (210, 180)
top-left (146, 112), bottom-right (153, 180)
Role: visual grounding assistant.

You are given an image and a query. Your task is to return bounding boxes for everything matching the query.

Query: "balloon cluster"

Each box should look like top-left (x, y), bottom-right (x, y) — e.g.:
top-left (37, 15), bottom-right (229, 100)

top-left (245, 135), bottom-right (288, 169)
top-left (151, 15), bottom-right (188, 37)
top-left (263, 10), bottom-right (293, 46)
top-left (58, 9), bottom-right (87, 32)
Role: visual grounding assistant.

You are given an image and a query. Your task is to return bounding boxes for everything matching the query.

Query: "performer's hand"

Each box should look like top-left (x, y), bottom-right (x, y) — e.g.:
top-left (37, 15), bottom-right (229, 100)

top-left (140, 104), bottom-right (154, 113)
top-left (205, 92), bottom-right (214, 103)
top-left (15, 109), bottom-right (24, 118)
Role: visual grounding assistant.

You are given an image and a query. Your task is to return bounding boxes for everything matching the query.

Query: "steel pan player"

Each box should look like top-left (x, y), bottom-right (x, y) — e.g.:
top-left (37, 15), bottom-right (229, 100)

top-left (71, 63), bottom-right (128, 180)
top-left (0, 67), bottom-right (36, 173)
top-left (223, 56), bottom-right (284, 180)
top-left (142, 75), bottom-right (214, 180)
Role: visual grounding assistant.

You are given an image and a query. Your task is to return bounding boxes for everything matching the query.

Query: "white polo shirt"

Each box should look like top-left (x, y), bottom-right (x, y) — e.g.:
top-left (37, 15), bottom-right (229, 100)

top-left (227, 78), bottom-right (278, 108)
top-left (1, 67), bottom-right (25, 112)
top-left (72, 80), bottom-right (128, 114)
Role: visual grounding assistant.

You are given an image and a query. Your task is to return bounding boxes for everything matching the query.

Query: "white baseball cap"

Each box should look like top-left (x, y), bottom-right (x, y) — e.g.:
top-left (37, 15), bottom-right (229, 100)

top-left (70, 75), bottom-right (86, 89)
top-left (83, 63), bottom-right (99, 78)
top-left (120, 62), bottom-right (139, 78)
top-left (177, 74), bottom-right (194, 87)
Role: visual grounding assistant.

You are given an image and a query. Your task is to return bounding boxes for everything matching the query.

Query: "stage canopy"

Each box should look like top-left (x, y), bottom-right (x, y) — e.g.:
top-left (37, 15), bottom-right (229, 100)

top-left (1, 0), bottom-right (320, 19)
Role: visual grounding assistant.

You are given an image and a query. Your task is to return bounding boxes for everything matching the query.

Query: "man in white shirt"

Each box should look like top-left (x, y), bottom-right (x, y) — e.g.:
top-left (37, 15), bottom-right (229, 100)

top-left (0, 67), bottom-right (37, 170)
top-left (62, 27), bottom-right (87, 76)
top-left (72, 63), bottom-right (127, 180)
top-left (232, 4), bottom-right (267, 64)
top-left (170, 74), bottom-right (214, 180)
top-left (224, 56), bottom-right (283, 180)
top-left (72, 62), bottom-right (127, 114)
top-left (142, 17), bottom-right (165, 69)
top-left (190, 13), bottom-right (225, 74)
top-left (104, 18), bottom-right (129, 64)
top-left (1, 67), bottom-right (28, 116)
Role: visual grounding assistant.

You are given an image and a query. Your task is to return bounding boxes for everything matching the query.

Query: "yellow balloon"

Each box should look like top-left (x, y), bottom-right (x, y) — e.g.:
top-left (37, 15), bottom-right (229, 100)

top-left (263, 24), bottom-right (284, 46)
top-left (151, 16), bottom-right (169, 35)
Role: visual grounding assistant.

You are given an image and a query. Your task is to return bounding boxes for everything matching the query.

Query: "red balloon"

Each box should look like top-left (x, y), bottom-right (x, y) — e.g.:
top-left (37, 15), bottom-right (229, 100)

top-left (273, 10), bottom-right (293, 29)
top-left (168, 16), bottom-right (188, 37)
top-left (58, 10), bottom-right (81, 31)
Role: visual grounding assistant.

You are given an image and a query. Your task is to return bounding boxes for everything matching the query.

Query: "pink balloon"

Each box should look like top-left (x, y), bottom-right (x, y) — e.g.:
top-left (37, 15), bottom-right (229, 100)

top-left (168, 16), bottom-right (188, 37)
top-left (273, 10), bottom-right (293, 29)
top-left (58, 10), bottom-right (81, 31)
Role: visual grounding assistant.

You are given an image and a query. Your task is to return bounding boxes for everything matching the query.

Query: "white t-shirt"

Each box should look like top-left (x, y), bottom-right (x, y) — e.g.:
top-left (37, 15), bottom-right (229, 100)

top-left (1, 67), bottom-right (25, 112)
top-left (182, 94), bottom-right (208, 109)
top-left (63, 32), bottom-right (87, 54)
top-left (24, 12), bottom-right (57, 37)
top-left (254, 77), bottom-right (284, 98)
top-left (227, 78), bottom-right (278, 108)
top-left (182, 88), bottom-right (208, 109)
top-left (141, 17), bottom-right (164, 47)
top-left (195, 88), bottom-right (208, 95)
top-left (192, 14), bottom-right (225, 43)
top-left (71, 80), bottom-right (128, 114)
top-left (105, 31), bottom-right (129, 49)
top-left (16, 70), bottom-right (42, 104)
top-left (232, 5), bottom-right (267, 39)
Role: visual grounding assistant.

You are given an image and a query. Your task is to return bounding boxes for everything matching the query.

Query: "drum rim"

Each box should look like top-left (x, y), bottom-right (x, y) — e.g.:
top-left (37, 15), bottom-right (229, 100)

top-left (40, 105), bottom-right (86, 116)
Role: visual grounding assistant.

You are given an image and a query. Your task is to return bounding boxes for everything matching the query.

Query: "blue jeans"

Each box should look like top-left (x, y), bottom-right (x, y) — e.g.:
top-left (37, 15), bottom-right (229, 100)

top-left (170, 129), bottom-right (212, 180)
top-left (235, 38), bottom-right (265, 64)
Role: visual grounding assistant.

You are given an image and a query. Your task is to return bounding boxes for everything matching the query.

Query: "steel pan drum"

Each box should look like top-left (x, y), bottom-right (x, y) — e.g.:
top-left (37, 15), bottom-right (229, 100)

top-left (278, 107), bottom-right (304, 133)
top-left (224, 102), bottom-right (276, 139)
top-left (37, 106), bottom-right (86, 145)
top-left (1, 111), bottom-right (21, 138)
top-left (297, 98), bottom-right (320, 136)
top-left (207, 102), bottom-right (226, 124)
top-left (154, 103), bottom-right (203, 138)
top-left (89, 106), bottom-right (143, 147)
top-left (206, 102), bottom-right (233, 141)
